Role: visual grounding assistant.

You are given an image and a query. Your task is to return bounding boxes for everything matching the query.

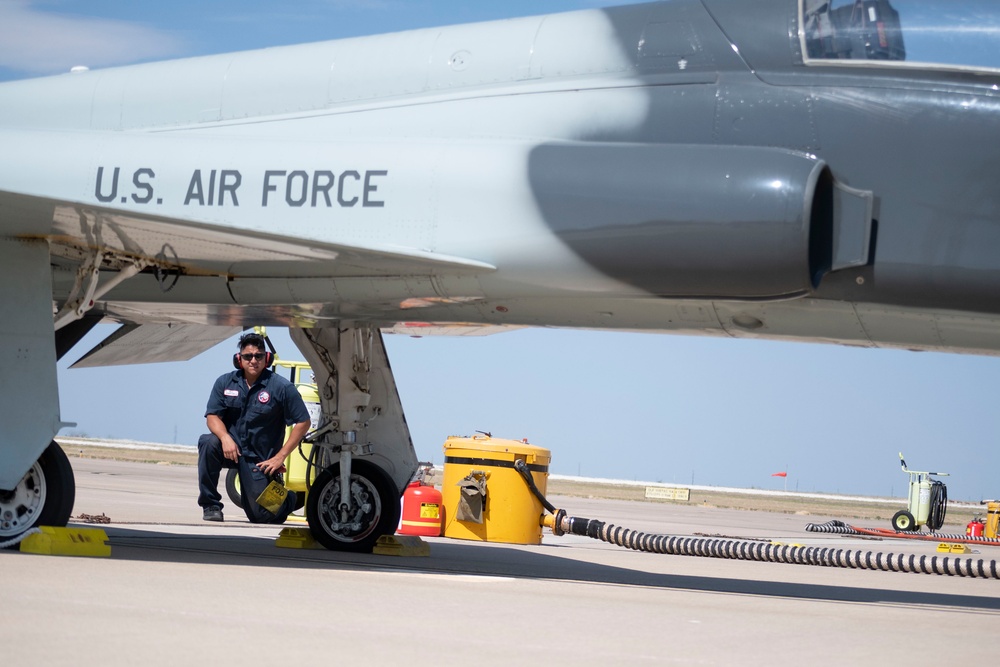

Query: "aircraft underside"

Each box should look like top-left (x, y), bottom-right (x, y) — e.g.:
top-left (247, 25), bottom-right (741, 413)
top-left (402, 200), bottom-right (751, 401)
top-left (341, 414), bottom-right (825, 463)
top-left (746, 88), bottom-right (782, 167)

top-left (5, 221), bottom-right (1000, 549)
top-left (2, 239), bottom-right (421, 550)
top-left (3, 0), bottom-right (1000, 548)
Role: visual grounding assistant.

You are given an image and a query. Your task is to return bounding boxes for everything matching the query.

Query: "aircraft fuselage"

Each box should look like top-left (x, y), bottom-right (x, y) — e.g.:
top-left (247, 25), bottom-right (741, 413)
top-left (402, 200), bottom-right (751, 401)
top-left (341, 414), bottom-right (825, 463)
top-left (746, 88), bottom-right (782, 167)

top-left (1, 0), bottom-right (999, 511)
top-left (0, 1), bottom-right (998, 357)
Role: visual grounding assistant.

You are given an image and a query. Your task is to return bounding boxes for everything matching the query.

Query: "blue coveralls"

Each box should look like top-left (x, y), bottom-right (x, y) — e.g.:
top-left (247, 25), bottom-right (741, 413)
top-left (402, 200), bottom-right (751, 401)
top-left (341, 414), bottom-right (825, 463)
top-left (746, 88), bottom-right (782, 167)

top-left (197, 367), bottom-right (310, 523)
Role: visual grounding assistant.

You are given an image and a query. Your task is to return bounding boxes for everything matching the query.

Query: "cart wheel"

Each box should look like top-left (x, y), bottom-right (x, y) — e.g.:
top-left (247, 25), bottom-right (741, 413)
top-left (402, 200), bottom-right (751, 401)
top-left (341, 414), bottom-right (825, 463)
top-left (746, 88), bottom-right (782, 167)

top-left (225, 468), bottom-right (243, 507)
top-left (306, 459), bottom-right (399, 552)
top-left (891, 510), bottom-right (916, 532)
top-left (226, 468), bottom-right (304, 511)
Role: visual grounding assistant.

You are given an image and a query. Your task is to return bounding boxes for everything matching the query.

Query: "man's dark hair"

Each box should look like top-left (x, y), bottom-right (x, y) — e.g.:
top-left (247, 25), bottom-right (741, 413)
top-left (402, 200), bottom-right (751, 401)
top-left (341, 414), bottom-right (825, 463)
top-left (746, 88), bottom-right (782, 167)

top-left (239, 332), bottom-right (266, 351)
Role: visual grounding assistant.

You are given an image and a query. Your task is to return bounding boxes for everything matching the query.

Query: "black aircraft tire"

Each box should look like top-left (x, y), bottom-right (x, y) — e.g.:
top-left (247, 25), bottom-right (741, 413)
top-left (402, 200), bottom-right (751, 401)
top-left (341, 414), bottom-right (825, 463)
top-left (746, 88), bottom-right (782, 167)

top-left (36, 442), bottom-right (76, 527)
top-left (225, 468), bottom-right (243, 507)
top-left (306, 459), bottom-right (399, 553)
top-left (1, 441), bottom-right (76, 548)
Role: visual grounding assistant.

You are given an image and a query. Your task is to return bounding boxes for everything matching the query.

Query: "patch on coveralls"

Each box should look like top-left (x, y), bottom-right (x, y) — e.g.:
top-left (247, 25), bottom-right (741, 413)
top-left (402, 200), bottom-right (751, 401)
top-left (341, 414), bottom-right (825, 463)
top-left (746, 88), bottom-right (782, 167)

top-left (258, 391), bottom-right (270, 403)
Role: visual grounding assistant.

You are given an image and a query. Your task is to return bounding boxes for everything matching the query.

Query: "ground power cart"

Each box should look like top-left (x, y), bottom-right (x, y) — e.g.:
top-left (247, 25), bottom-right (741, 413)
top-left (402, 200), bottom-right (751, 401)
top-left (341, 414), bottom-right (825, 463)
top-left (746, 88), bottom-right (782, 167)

top-left (892, 453), bottom-right (948, 532)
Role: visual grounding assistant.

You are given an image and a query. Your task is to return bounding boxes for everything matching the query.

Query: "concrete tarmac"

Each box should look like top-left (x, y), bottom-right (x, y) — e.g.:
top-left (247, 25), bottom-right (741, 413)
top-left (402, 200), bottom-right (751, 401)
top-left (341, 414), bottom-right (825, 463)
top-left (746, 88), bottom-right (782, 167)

top-left (2, 457), bottom-right (998, 666)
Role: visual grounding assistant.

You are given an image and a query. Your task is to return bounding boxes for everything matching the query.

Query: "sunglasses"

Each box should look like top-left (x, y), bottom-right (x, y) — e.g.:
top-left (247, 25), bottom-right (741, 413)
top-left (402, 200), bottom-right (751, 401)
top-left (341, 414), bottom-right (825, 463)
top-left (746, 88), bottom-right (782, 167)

top-left (240, 353), bottom-right (266, 361)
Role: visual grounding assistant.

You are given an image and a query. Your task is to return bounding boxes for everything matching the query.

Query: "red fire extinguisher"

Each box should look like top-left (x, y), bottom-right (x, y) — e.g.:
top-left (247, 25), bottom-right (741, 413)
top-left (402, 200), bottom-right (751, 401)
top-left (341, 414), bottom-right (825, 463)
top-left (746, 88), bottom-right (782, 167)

top-left (398, 481), bottom-right (443, 537)
top-left (966, 519), bottom-right (985, 538)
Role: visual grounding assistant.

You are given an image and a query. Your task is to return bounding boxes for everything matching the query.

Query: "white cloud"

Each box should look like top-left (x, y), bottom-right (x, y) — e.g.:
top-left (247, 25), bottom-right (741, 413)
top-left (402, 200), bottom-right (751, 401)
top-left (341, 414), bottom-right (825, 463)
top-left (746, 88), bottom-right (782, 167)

top-left (0, 0), bottom-right (185, 77)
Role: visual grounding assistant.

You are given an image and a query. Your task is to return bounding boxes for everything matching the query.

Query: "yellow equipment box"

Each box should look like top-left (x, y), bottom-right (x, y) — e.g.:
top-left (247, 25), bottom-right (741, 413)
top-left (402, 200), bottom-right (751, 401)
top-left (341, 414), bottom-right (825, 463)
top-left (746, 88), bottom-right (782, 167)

top-left (275, 360), bottom-right (320, 495)
top-left (986, 501), bottom-right (1000, 539)
top-left (441, 434), bottom-right (551, 545)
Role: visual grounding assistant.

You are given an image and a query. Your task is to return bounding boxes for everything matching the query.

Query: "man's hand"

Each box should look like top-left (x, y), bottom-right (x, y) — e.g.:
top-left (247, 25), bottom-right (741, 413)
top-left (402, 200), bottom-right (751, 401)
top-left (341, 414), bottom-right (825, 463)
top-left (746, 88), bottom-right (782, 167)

top-left (258, 456), bottom-right (286, 476)
top-left (259, 420), bottom-right (310, 476)
top-left (221, 436), bottom-right (241, 463)
top-left (207, 414), bottom-right (240, 463)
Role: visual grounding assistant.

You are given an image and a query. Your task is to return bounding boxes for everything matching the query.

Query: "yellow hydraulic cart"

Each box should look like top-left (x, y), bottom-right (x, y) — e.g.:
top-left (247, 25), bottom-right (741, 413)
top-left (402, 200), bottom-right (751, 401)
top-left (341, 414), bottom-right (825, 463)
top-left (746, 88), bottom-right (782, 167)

top-left (275, 359), bottom-right (321, 516)
top-left (441, 434), bottom-right (551, 545)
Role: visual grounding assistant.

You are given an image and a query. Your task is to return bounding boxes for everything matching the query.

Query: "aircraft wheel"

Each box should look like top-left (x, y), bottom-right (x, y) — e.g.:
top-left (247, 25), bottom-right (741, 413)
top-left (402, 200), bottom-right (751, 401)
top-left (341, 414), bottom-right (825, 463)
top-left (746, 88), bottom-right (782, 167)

top-left (225, 468), bottom-right (243, 507)
top-left (306, 459), bottom-right (399, 552)
top-left (0, 441), bottom-right (75, 547)
top-left (891, 510), bottom-right (916, 532)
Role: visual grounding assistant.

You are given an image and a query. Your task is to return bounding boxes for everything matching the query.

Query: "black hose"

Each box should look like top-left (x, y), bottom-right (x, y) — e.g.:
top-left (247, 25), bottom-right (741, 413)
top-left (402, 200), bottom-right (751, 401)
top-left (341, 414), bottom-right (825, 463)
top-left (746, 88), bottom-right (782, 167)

top-left (560, 515), bottom-right (1000, 578)
top-left (928, 482), bottom-right (947, 531)
top-left (805, 519), bottom-right (1000, 544)
top-left (513, 464), bottom-right (1000, 579)
top-left (514, 459), bottom-right (557, 514)
top-left (805, 520), bottom-right (862, 535)
top-left (303, 437), bottom-right (323, 491)
top-left (299, 419), bottom-right (334, 491)
top-left (295, 437), bottom-right (315, 487)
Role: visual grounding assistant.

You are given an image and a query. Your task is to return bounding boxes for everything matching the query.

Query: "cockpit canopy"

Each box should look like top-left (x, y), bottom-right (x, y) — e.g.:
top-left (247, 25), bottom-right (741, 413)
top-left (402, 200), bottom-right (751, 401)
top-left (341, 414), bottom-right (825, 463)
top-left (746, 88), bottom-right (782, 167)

top-left (801, 0), bottom-right (1000, 72)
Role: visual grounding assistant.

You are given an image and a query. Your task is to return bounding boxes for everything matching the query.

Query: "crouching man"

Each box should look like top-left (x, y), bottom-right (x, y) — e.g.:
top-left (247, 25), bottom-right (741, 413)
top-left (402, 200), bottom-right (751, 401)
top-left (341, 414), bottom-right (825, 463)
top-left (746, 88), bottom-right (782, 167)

top-left (197, 332), bottom-right (311, 523)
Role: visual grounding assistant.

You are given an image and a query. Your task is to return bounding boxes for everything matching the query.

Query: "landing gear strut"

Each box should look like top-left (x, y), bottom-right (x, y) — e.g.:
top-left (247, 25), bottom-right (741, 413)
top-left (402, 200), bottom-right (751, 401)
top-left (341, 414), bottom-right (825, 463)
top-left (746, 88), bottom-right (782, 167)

top-left (289, 324), bottom-right (417, 552)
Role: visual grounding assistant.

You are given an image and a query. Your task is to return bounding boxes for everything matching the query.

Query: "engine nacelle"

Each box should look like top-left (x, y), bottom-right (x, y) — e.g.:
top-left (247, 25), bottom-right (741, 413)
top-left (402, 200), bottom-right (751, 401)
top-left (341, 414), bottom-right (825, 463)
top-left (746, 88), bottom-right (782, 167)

top-left (529, 143), bottom-right (870, 300)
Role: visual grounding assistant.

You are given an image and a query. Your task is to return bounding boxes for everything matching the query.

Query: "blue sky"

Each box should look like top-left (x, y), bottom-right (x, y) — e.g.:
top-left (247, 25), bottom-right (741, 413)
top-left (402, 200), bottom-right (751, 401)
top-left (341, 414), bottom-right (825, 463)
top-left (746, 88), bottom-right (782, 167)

top-left (3, 1), bottom-right (999, 503)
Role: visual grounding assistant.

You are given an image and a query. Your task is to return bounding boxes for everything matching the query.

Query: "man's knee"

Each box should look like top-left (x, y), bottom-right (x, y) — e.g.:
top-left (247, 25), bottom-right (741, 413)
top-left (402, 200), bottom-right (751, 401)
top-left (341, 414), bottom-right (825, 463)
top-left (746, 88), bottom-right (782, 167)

top-left (198, 433), bottom-right (222, 452)
top-left (198, 433), bottom-right (235, 470)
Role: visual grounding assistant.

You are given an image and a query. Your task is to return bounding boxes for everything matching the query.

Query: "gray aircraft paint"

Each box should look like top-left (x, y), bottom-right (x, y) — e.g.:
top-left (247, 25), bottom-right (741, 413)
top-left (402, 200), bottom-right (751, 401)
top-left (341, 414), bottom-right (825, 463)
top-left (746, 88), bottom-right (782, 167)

top-left (1, 0), bottom-right (997, 335)
top-left (1, 0), bottom-right (1000, 486)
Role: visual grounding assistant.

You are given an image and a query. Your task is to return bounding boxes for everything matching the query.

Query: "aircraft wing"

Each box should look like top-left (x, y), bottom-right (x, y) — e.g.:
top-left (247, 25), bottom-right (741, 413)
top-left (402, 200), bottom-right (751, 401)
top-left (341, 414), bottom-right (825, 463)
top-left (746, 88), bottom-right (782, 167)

top-left (69, 323), bottom-right (242, 368)
top-left (1, 189), bottom-right (497, 279)
top-left (382, 322), bottom-right (524, 337)
top-left (70, 321), bottom-right (522, 369)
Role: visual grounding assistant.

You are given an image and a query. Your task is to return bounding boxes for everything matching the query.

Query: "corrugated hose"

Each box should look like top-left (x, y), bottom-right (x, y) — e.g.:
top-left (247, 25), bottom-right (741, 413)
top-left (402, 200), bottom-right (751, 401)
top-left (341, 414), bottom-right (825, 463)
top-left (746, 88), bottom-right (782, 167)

top-left (513, 460), bottom-right (1000, 579)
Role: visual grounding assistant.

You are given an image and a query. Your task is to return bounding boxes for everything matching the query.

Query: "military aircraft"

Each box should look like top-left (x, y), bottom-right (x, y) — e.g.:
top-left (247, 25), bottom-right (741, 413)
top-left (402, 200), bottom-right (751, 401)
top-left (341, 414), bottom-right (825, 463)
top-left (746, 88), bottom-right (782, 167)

top-left (1, 0), bottom-right (998, 550)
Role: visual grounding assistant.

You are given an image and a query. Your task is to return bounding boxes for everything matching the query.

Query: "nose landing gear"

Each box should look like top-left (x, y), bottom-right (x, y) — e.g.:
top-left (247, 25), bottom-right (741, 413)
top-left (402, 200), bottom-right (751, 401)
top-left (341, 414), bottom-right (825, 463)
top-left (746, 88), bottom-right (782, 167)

top-left (306, 459), bottom-right (399, 552)
top-left (288, 325), bottom-right (417, 552)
